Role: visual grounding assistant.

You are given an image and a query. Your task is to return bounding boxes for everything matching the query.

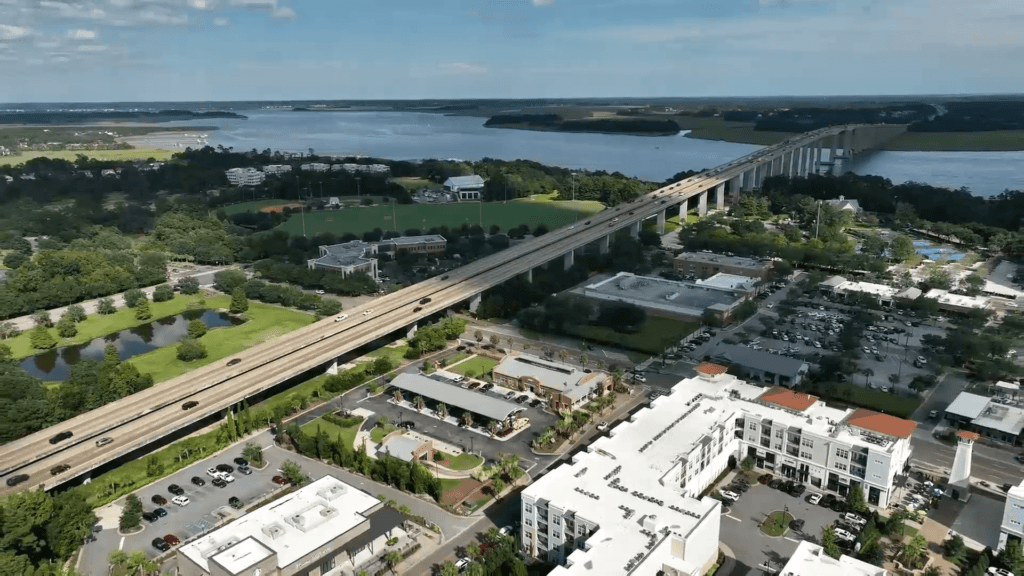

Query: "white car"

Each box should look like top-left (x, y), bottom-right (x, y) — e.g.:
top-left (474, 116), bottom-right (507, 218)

top-left (720, 490), bottom-right (740, 501)
top-left (841, 513), bottom-right (868, 529)
top-left (634, 375), bottom-right (646, 383)
top-left (767, 303), bottom-right (774, 309)
top-left (597, 422), bottom-right (608, 431)
top-left (315, 289), bottom-right (325, 295)
top-left (499, 525), bottom-right (514, 537)
top-left (834, 528), bottom-right (856, 541)
top-left (363, 309), bottom-right (373, 316)
top-left (455, 558), bottom-right (471, 573)
top-left (807, 493), bottom-right (822, 505)
top-left (220, 473), bottom-right (235, 483)
top-left (206, 467), bottom-right (221, 478)
top-left (172, 495), bottom-right (190, 507)
top-left (987, 567), bottom-right (1014, 576)
top-left (334, 314), bottom-right (348, 322)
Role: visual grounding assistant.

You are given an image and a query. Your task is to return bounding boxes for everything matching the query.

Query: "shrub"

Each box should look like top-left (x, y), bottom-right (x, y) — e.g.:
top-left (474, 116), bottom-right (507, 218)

top-left (119, 494), bottom-right (143, 531)
top-left (176, 338), bottom-right (208, 362)
top-left (30, 325), bottom-right (56, 350)
top-left (177, 276), bottom-right (200, 295)
top-left (187, 319), bottom-right (207, 339)
top-left (135, 299), bottom-right (152, 321)
top-left (65, 304), bottom-right (87, 323)
top-left (124, 288), bottom-right (146, 308)
top-left (97, 297), bottom-right (117, 315)
top-left (56, 318), bottom-right (77, 338)
top-left (152, 284), bottom-right (175, 302)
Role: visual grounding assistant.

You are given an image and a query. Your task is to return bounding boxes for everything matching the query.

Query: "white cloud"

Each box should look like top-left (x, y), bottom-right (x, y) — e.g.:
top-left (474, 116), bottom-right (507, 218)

top-left (76, 43), bottom-right (107, 51)
top-left (188, 0), bottom-right (217, 9)
top-left (272, 5), bottom-right (295, 19)
top-left (212, 16), bottom-right (231, 26)
top-left (67, 28), bottom-right (96, 39)
top-left (439, 61), bottom-right (488, 75)
top-left (533, 0), bottom-right (555, 5)
top-left (0, 24), bottom-right (33, 40)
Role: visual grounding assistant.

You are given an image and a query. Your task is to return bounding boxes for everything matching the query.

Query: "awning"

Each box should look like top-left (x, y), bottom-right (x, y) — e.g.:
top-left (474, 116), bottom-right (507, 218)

top-left (997, 381), bottom-right (1020, 392)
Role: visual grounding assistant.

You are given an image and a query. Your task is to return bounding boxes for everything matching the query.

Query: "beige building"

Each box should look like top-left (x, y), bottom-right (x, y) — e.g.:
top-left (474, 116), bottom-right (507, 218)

top-left (493, 352), bottom-right (610, 413)
top-left (673, 252), bottom-right (773, 280)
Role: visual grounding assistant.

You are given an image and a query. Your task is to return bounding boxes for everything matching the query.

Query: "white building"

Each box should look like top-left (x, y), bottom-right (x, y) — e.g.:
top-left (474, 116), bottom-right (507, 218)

top-left (833, 279), bottom-right (898, 306)
top-left (225, 167), bottom-right (266, 186)
top-left (443, 175), bottom-right (485, 200)
top-left (781, 541), bottom-right (887, 576)
top-left (923, 289), bottom-right (991, 315)
top-left (300, 162), bottom-right (331, 172)
top-left (1000, 480), bottom-right (1024, 551)
top-left (264, 164), bottom-right (293, 175)
top-left (825, 195), bottom-right (862, 213)
top-left (176, 476), bottom-right (407, 576)
top-left (339, 163), bottom-right (390, 175)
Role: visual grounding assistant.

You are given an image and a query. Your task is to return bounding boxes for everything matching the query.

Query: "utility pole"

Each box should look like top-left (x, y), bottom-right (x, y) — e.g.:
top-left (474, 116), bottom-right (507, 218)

top-left (815, 200), bottom-right (822, 239)
top-left (356, 177), bottom-right (361, 198)
top-left (392, 198), bottom-right (398, 232)
top-left (319, 181), bottom-right (323, 200)
top-left (297, 184), bottom-right (307, 237)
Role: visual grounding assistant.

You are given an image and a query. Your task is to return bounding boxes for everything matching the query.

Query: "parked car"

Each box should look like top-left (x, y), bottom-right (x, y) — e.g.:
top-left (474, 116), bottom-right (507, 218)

top-left (779, 480), bottom-right (794, 493)
top-left (596, 422), bottom-right (608, 431)
top-left (216, 463), bottom-right (234, 473)
top-left (206, 467), bottom-right (221, 478)
top-left (237, 465), bottom-right (252, 475)
top-left (499, 525), bottom-right (514, 537)
top-left (505, 391), bottom-right (517, 400)
top-left (841, 513), bottom-right (868, 529)
top-left (455, 558), bottom-right (471, 573)
top-left (820, 494), bottom-right (837, 508)
top-left (720, 490), bottom-right (740, 501)
top-left (229, 497), bottom-right (244, 509)
top-left (758, 474), bottom-right (774, 484)
top-left (516, 395), bottom-right (529, 404)
top-left (212, 477), bottom-right (228, 488)
top-left (768, 478), bottom-right (783, 489)
top-left (789, 484), bottom-right (806, 497)
top-left (190, 476), bottom-right (205, 487)
top-left (233, 457), bottom-right (248, 467)
top-left (482, 383), bottom-right (494, 391)
top-left (272, 475), bottom-right (289, 485)
top-left (220, 473), bottom-right (235, 483)
top-left (171, 495), bottom-right (190, 507)
top-left (834, 528), bottom-right (856, 542)
top-left (142, 511), bottom-right (158, 523)
top-left (151, 495), bottom-right (168, 505)
top-left (789, 519), bottom-right (805, 531)
top-left (163, 534), bottom-right (180, 546)
top-left (987, 568), bottom-right (1014, 576)
top-left (153, 507), bottom-right (167, 518)
top-left (168, 484), bottom-right (184, 496)
top-left (807, 493), bottom-right (823, 505)
top-left (830, 499), bottom-right (849, 513)
top-left (152, 538), bottom-right (170, 552)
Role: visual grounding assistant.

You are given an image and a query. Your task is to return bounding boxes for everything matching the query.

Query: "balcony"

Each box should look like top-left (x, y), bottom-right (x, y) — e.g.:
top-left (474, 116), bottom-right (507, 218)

top-left (786, 447), bottom-right (799, 458)
top-left (760, 439), bottom-right (771, 448)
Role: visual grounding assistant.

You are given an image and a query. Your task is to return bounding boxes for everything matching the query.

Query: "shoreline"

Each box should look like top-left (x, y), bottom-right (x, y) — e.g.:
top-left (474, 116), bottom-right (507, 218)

top-left (482, 123), bottom-right (680, 138)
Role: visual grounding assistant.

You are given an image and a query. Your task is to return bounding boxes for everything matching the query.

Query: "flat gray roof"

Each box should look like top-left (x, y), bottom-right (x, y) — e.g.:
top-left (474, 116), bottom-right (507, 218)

top-left (384, 235), bottom-right (447, 246)
top-left (309, 240), bottom-right (374, 269)
top-left (493, 353), bottom-right (603, 401)
top-left (674, 252), bottom-right (771, 270)
top-left (574, 272), bottom-right (745, 317)
top-left (710, 343), bottom-right (809, 379)
top-left (945, 392), bottom-right (990, 419)
top-left (391, 373), bottom-right (522, 422)
top-left (379, 435), bottom-right (425, 462)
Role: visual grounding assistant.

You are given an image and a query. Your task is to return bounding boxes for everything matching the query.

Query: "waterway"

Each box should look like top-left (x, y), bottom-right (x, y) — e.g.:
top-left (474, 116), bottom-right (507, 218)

top-left (20, 310), bottom-right (243, 381)
top-left (171, 110), bottom-right (1022, 196)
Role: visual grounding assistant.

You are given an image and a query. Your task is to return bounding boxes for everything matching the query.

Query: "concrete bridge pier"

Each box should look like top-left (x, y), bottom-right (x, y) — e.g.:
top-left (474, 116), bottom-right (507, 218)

top-left (598, 234), bottom-right (610, 255)
top-left (742, 168), bottom-right (755, 192)
top-left (656, 209), bottom-right (667, 234)
top-left (715, 183), bottom-right (726, 210)
top-left (829, 135), bottom-right (840, 175)
top-left (757, 163), bottom-right (768, 188)
top-left (563, 250), bottom-right (575, 271)
top-left (469, 293), bottom-right (482, 313)
top-left (629, 221), bottom-right (641, 239)
top-left (697, 190), bottom-right (708, 217)
top-left (327, 360), bottom-right (339, 375)
top-left (524, 268), bottom-right (533, 283)
top-left (407, 323), bottom-right (419, 339)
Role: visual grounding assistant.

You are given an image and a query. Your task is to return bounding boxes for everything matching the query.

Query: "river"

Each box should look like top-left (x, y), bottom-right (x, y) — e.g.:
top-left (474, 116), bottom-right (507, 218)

top-left (175, 110), bottom-right (1022, 196)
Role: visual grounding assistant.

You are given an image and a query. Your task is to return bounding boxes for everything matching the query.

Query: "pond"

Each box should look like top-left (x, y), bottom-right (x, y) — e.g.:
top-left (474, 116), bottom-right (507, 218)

top-left (20, 309), bottom-right (244, 381)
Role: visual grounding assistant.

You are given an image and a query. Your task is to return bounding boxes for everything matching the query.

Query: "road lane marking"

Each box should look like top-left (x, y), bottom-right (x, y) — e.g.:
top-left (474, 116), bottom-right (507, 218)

top-left (784, 537), bottom-right (800, 543)
top-left (725, 515), bottom-right (741, 522)
top-left (119, 536), bottom-right (125, 550)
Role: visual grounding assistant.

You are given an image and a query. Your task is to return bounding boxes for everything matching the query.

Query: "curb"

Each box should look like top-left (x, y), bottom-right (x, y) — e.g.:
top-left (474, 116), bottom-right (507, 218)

top-left (717, 543), bottom-right (737, 576)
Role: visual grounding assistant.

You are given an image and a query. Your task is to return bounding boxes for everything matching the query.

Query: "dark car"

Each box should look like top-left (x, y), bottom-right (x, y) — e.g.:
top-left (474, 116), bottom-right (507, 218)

top-left (229, 497), bottom-right (244, 509)
top-left (49, 430), bottom-right (73, 445)
top-left (216, 463), bottom-right (234, 473)
top-left (441, 275), bottom-right (449, 280)
top-left (168, 484), bottom-right (184, 496)
top-left (151, 495), bottom-right (168, 505)
top-left (153, 507), bottom-right (167, 518)
top-left (820, 494), bottom-right (837, 508)
top-left (152, 538), bottom-right (170, 552)
top-left (191, 476), bottom-right (205, 487)
top-left (5, 474), bottom-right (29, 487)
top-left (227, 358), bottom-right (241, 366)
top-left (237, 465), bottom-right (252, 475)
top-left (272, 475), bottom-right (289, 485)
top-left (399, 421), bottom-right (416, 430)
top-left (181, 401), bottom-right (199, 410)
top-left (50, 464), bottom-right (71, 476)
top-left (212, 477), bottom-right (228, 488)
top-left (142, 511), bottom-right (158, 523)
top-left (728, 483), bottom-right (748, 493)
top-left (420, 298), bottom-right (431, 305)
top-left (790, 519), bottom-right (805, 531)
top-left (768, 478), bottom-right (783, 489)
top-left (163, 534), bottom-right (180, 546)
top-left (789, 484), bottom-right (807, 498)
top-left (758, 474), bottom-right (774, 484)
top-left (233, 457), bottom-right (249, 467)
top-left (413, 307), bottom-right (423, 312)
top-left (831, 499), bottom-right (849, 513)
top-left (482, 383), bottom-right (494, 391)
top-left (530, 399), bottom-right (543, 408)
top-left (516, 395), bottom-right (529, 404)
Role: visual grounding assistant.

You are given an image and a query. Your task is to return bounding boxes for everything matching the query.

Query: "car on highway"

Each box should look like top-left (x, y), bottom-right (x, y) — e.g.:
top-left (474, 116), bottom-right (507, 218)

top-left (5, 474), bottom-right (29, 487)
top-left (171, 495), bottom-right (190, 507)
top-left (363, 309), bottom-right (373, 316)
top-left (807, 493), bottom-right (822, 505)
top-left (168, 484), bottom-right (185, 496)
top-left (414, 307), bottom-right (422, 312)
top-left (211, 477), bottom-right (228, 488)
top-left (50, 464), bottom-right (71, 476)
top-left (334, 314), bottom-right (348, 322)
top-left (49, 430), bottom-right (73, 445)
top-left (152, 538), bottom-right (170, 552)
top-left (420, 298), bottom-right (431, 304)
top-left (191, 476), bottom-right (205, 487)
top-left (95, 437), bottom-right (113, 447)
top-left (441, 275), bottom-right (449, 280)
top-left (229, 496), bottom-right (244, 509)
top-left (227, 358), bottom-right (241, 366)
top-left (182, 401), bottom-right (199, 410)
top-left (163, 534), bottom-right (181, 546)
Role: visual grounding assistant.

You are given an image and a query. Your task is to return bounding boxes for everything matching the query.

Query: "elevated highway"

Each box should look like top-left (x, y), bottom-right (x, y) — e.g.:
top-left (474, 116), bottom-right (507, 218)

top-left (0, 123), bottom-right (906, 496)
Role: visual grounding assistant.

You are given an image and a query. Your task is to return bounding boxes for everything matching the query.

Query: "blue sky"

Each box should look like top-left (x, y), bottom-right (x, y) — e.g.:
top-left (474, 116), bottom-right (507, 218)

top-left (1, 0), bottom-right (1022, 103)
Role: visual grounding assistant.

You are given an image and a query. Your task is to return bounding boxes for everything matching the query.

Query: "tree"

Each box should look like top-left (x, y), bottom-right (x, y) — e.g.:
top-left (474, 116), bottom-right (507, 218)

top-left (462, 412), bottom-right (473, 427)
top-left (56, 317), bottom-right (77, 338)
top-left (1000, 540), bottom-right (1024, 575)
top-left (0, 322), bottom-right (18, 339)
top-left (735, 299), bottom-right (758, 320)
top-left (902, 533), bottom-right (928, 566)
top-left (29, 325), bottom-right (56, 350)
top-left (740, 456), bottom-right (754, 471)
top-left (440, 560), bottom-right (460, 576)
top-left (214, 269), bottom-right (248, 293)
top-left (119, 494), bottom-right (143, 531)
top-left (474, 330), bottom-right (483, 343)
top-left (437, 402), bottom-right (448, 419)
top-left (230, 288), bottom-right (249, 314)
top-left (558, 349), bottom-right (568, 362)
top-left (889, 235), bottom-right (917, 262)
top-left (188, 319), bottom-right (207, 338)
top-left (491, 477), bottom-right (506, 495)
top-left (177, 276), bottom-right (200, 294)
top-left (489, 334), bottom-right (500, 347)
top-left (65, 304), bottom-right (87, 323)
top-left (822, 526), bottom-right (841, 559)
top-left (848, 484), bottom-right (868, 513)
top-left (124, 288), bottom-right (145, 308)
top-left (176, 337), bottom-right (208, 361)
top-left (507, 336), bottom-right (514, 349)
top-left (33, 309), bottom-right (52, 328)
top-left (243, 442), bottom-right (263, 467)
top-left (372, 356), bottom-right (393, 375)
top-left (135, 298), bottom-right (152, 321)
top-left (414, 395), bottom-right (425, 410)
top-left (145, 454), bottom-right (163, 477)
top-left (466, 543), bottom-right (480, 560)
top-left (151, 284), bottom-right (174, 303)
top-left (126, 550), bottom-right (158, 575)
top-left (385, 551), bottom-right (403, 574)
top-left (317, 298), bottom-right (343, 318)
top-left (281, 460), bottom-right (309, 485)
top-left (97, 297), bottom-right (117, 315)
top-left (107, 550), bottom-right (129, 572)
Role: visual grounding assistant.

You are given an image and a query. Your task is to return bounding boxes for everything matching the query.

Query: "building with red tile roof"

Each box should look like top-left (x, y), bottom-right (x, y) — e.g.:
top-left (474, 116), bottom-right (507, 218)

top-left (844, 409), bottom-right (917, 439)
top-left (758, 387), bottom-right (819, 412)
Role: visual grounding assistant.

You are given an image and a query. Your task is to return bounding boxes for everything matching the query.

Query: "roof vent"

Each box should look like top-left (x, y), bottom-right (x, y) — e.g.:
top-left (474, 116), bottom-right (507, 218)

top-left (262, 524), bottom-right (286, 540)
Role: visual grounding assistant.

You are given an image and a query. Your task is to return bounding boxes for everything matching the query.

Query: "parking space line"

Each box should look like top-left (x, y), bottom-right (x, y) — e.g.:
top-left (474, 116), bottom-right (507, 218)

top-left (725, 515), bottom-right (741, 522)
top-left (784, 537), bottom-right (800, 543)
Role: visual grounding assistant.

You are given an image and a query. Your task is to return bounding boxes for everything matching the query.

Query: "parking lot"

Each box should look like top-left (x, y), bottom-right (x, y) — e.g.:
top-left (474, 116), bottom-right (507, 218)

top-left (718, 474), bottom-right (867, 575)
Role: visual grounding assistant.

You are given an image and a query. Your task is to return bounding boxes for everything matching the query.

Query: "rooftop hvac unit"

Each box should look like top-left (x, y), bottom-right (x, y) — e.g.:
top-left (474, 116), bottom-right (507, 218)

top-left (262, 524), bottom-right (286, 540)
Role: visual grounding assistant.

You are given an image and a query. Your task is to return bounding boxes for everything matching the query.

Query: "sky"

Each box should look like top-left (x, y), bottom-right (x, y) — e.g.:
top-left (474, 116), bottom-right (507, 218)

top-left (1, 0), bottom-right (1023, 103)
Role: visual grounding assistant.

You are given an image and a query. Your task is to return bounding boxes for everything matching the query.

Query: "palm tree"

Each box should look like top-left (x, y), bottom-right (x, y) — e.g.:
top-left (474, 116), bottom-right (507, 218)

top-left (462, 412), bottom-right (473, 427)
top-left (385, 551), bottom-right (403, 574)
top-left (523, 342), bottom-right (530, 351)
top-left (107, 550), bottom-right (129, 573)
top-left (507, 336), bottom-right (515, 349)
top-left (489, 420), bottom-right (499, 436)
top-left (414, 395), bottom-right (425, 410)
top-left (379, 415), bottom-right (389, 428)
top-left (902, 533), bottom-right (928, 566)
top-left (392, 390), bottom-right (403, 403)
top-left (437, 402), bottom-right (448, 419)
top-left (861, 367), bottom-right (874, 386)
top-left (466, 543), bottom-right (481, 560)
top-left (559, 349), bottom-right (568, 362)
top-left (580, 353), bottom-right (588, 366)
top-left (127, 551), bottom-right (157, 575)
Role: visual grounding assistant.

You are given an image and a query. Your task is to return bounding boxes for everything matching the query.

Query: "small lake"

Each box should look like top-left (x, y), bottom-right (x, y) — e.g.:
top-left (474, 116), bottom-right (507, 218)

top-left (20, 309), bottom-right (243, 381)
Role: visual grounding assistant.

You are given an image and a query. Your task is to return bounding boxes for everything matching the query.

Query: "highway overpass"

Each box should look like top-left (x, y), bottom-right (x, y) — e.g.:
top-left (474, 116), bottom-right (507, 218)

top-left (0, 122), bottom-right (906, 496)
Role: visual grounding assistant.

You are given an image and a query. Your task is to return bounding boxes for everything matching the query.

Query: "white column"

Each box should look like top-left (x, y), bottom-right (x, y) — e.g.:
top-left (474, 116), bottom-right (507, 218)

top-left (469, 294), bottom-right (482, 313)
top-left (629, 221), bottom-right (640, 239)
top-left (563, 251), bottom-right (574, 271)
top-left (656, 209), bottom-right (666, 234)
top-left (716, 183), bottom-right (726, 209)
top-left (525, 269), bottom-right (533, 283)
top-left (698, 191), bottom-right (708, 217)
top-left (743, 169), bottom-right (755, 191)
top-left (598, 235), bottom-right (610, 254)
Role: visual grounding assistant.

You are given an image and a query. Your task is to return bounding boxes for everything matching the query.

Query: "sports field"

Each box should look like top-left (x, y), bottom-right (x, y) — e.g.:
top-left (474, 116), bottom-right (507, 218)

top-left (0, 148), bottom-right (176, 166)
top-left (222, 196), bottom-right (385, 216)
top-left (276, 199), bottom-right (604, 237)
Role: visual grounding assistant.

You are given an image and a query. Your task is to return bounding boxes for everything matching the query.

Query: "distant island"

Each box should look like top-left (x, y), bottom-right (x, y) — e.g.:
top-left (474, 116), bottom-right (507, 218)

top-left (0, 110), bottom-right (246, 125)
top-left (483, 113), bottom-right (681, 136)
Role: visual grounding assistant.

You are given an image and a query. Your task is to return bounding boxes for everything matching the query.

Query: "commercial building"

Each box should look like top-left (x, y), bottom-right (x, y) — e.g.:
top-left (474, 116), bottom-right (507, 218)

top-left (824, 195), bottom-right (863, 214)
top-left (821, 277), bottom-right (898, 306)
top-left (263, 164), bottom-right (292, 175)
top-left (696, 273), bottom-right (759, 296)
top-left (492, 352), bottom-right (610, 412)
top-left (378, 235), bottom-right (447, 256)
top-left (338, 163), bottom-right (390, 175)
top-left (307, 241), bottom-right (379, 278)
top-left (571, 272), bottom-right (751, 323)
top-left (673, 252), bottom-right (773, 280)
top-left (923, 289), bottom-right (991, 315)
top-left (443, 175), bottom-right (485, 200)
top-left (177, 475), bottom-right (407, 576)
top-left (942, 391), bottom-right (1024, 444)
top-left (780, 541), bottom-right (886, 576)
top-left (707, 343), bottom-right (809, 387)
top-left (300, 162), bottom-right (331, 172)
top-left (389, 373), bottom-right (524, 428)
top-left (225, 167), bottom-right (265, 186)
top-left (1000, 480), bottom-right (1024, 551)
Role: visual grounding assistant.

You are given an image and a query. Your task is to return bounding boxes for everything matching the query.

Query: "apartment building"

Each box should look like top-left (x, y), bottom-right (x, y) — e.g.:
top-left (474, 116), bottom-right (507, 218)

top-left (225, 167), bottom-right (265, 186)
top-left (781, 541), bottom-right (887, 576)
top-left (264, 164), bottom-right (293, 175)
top-left (673, 252), bottom-right (773, 280)
top-left (1000, 480), bottom-right (1024, 551)
top-left (300, 162), bottom-right (331, 172)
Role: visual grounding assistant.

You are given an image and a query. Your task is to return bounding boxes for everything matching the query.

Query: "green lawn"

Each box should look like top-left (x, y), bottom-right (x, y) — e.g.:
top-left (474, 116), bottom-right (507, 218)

top-left (275, 200), bottom-right (603, 237)
top-left (127, 301), bottom-right (313, 382)
top-left (370, 423), bottom-right (399, 443)
top-left (391, 177), bottom-right (432, 190)
top-left (0, 148), bottom-right (176, 166)
top-left (301, 416), bottom-right (363, 448)
top-left (435, 450), bottom-right (483, 471)
top-left (443, 352), bottom-right (471, 367)
top-left (447, 356), bottom-right (498, 377)
top-left (760, 511), bottom-right (794, 537)
top-left (566, 317), bottom-right (699, 355)
top-left (366, 344), bottom-right (411, 365)
top-left (8, 294), bottom-right (229, 360)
